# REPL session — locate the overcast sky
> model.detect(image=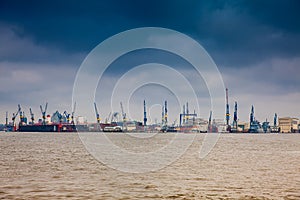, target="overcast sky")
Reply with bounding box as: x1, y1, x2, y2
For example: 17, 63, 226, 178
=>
1, 0, 300, 124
